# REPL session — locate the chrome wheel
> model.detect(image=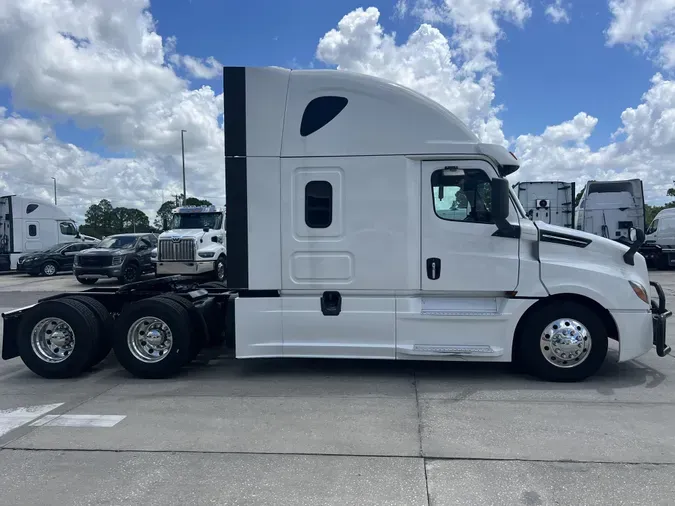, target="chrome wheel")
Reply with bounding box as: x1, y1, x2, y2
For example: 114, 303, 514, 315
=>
31, 318, 75, 363
42, 263, 57, 276
127, 317, 173, 363
540, 318, 591, 368
216, 259, 225, 281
